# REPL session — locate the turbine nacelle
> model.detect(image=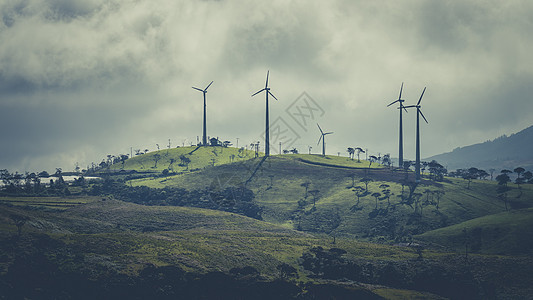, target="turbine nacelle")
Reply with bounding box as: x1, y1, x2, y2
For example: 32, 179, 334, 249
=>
192, 81, 214, 94
251, 71, 278, 100
404, 87, 428, 124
